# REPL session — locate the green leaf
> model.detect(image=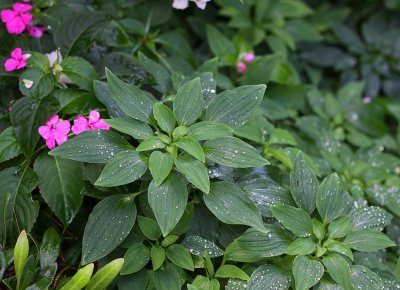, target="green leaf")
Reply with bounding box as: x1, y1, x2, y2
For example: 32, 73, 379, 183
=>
121, 243, 150, 275
148, 174, 188, 237
153, 102, 176, 133
290, 153, 319, 213
173, 77, 203, 126
324, 240, 353, 261
82, 195, 137, 264
151, 246, 165, 271
182, 235, 224, 258
54, 12, 105, 56
285, 237, 316, 256
11, 96, 58, 159
236, 225, 291, 258
175, 155, 210, 194
271, 205, 313, 237
27, 52, 50, 71
328, 216, 352, 239
95, 150, 148, 187
350, 206, 392, 231
49, 130, 133, 163
166, 244, 194, 271
206, 85, 266, 128
248, 264, 291, 290
271, 0, 313, 18
176, 136, 205, 162
188, 121, 233, 141
293, 255, 324, 290
323, 254, 351, 290
34, 153, 83, 226
190, 275, 220, 290
0, 127, 21, 163
215, 265, 249, 281
149, 151, 173, 186
204, 137, 268, 168
316, 173, 344, 223
39, 228, 60, 268
344, 229, 395, 252
204, 181, 266, 233
59, 263, 94, 290
19, 68, 55, 99
351, 265, 383, 289
206, 25, 235, 57
94, 80, 127, 118
97, 20, 132, 47
153, 265, 181, 290
312, 219, 325, 241
136, 136, 165, 151
14, 230, 29, 288
269, 128, 297, 146
137, 216, 162, 241
61, 57, 98, 92
86, 258, 124, 290
105, 68, 154, 123
19, 255, 35, 290
138, 52, 171, 94
118, 269, 149, 290
105, 118, 153, 140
